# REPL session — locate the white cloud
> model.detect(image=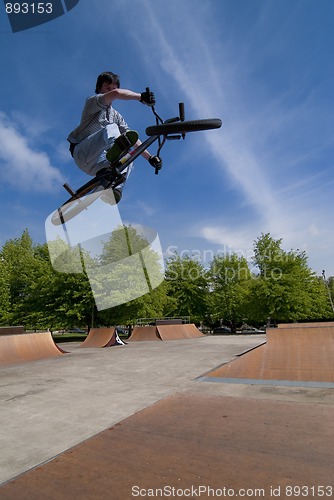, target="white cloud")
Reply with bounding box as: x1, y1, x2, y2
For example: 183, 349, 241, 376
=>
129, 4, 280, 213
199, 225, 256, 259
0, 112, 64, 192
10, 111, 51, 140
106, 1, 334, 275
